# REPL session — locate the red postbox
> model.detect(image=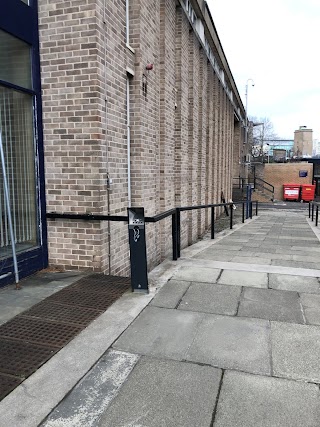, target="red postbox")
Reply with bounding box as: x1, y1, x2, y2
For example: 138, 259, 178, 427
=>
300, 184, 315, 202
283, 184, 300, 201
